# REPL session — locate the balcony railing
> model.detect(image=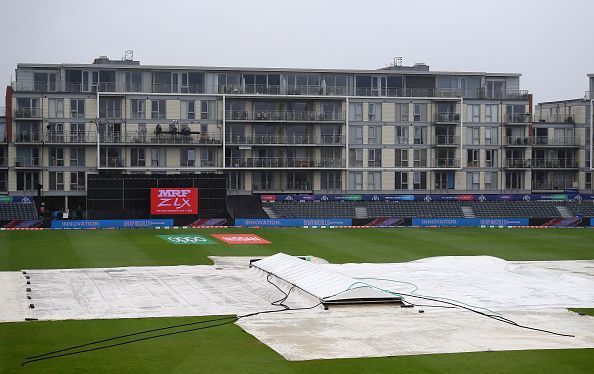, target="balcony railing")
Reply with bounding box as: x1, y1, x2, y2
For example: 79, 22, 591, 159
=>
14, 157, 41, 167
15, 131, 42, 143
225, 157, 344, 168
533, 114, 577, 124
434, 159, 460, 168
531, 159, 578, 168
504, 113, 532, 124
14, 107, 42, 118
505, 136, 531, 146
532, 136, 578, 147
100, 157, 124, 167
225, 134, 344, 145
253, 181, 312, 192
99, 109, 122, 119
0, 156, 6, 167
434, 135, 459, 145
478, 89, 530, 100
11, 80, 532, 100
532, 180, 577, 191
505, 159, 531, 168
225, 110, 344, 122
434, 113, 461, 123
